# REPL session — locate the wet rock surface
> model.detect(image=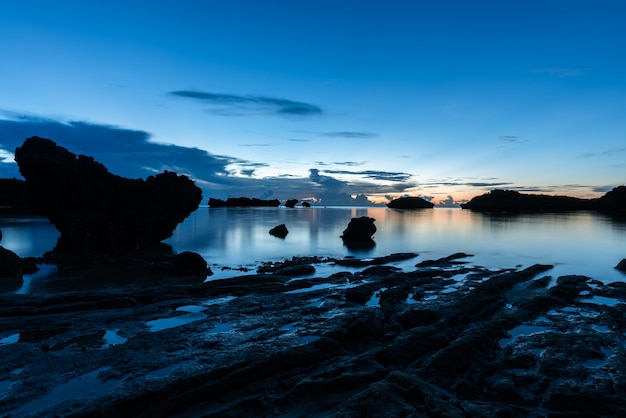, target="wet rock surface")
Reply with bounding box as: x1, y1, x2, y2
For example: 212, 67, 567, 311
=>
2, 255, 626, 417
